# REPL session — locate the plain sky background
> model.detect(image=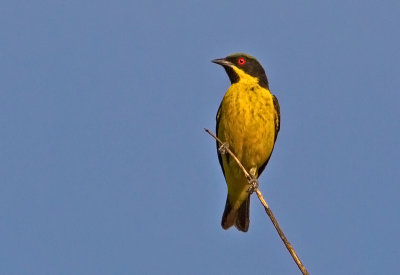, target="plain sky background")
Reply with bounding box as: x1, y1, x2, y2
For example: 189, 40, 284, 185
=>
1, 0, 399, 274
